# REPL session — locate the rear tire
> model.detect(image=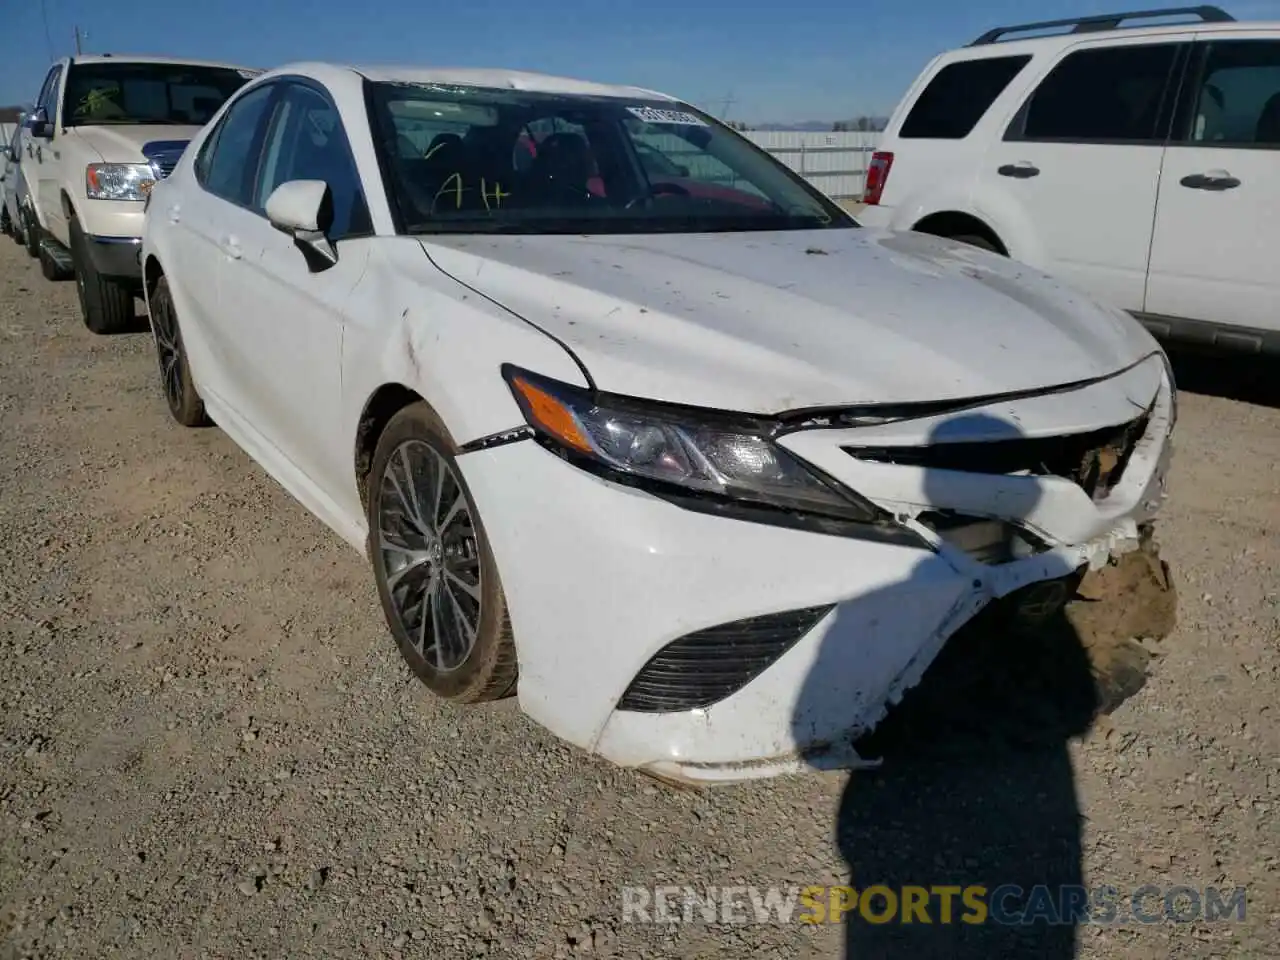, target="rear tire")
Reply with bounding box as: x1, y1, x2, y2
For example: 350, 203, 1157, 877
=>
367, 402, 518, 703
147, 276, 210, 427
70, 216, 135, 333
